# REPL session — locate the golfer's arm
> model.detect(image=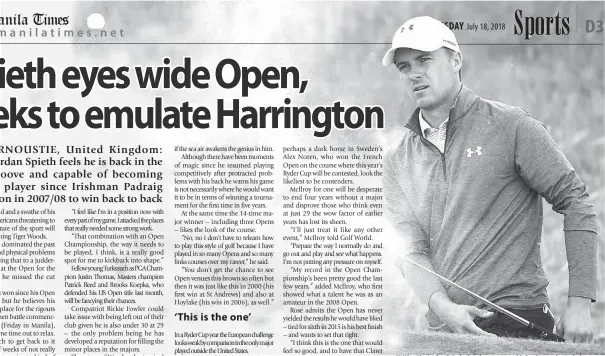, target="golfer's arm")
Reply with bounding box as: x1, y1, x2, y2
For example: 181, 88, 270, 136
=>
564, 232, 597, 302
382, 154, 453, 309
400, 252, 452, 309
513, 117, 597, 302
